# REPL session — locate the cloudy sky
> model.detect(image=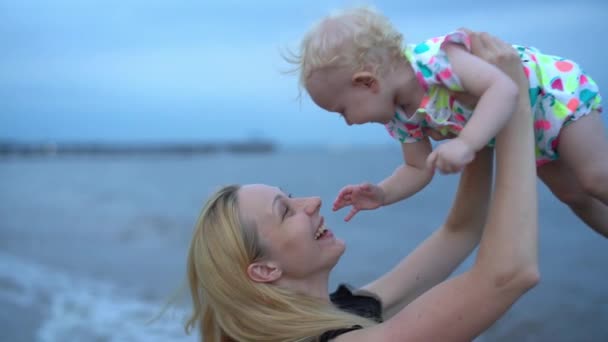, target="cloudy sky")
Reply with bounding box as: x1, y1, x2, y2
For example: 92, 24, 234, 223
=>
1, 0, 606, 145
